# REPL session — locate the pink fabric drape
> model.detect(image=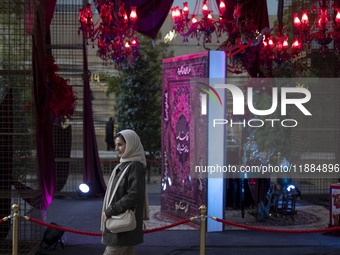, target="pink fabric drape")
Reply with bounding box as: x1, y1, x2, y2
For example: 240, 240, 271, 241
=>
32, 15, 55, 210
216, 0, 269, 77
29, 0, 57, 210
96, 0, 174, 39
128, 0, 175, 39
215, 0, 269, 32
